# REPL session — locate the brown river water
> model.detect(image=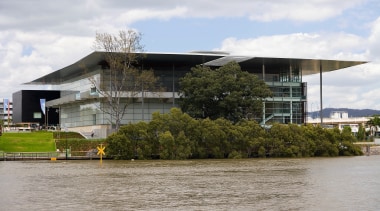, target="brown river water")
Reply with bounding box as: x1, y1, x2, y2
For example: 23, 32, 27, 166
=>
0, 156, 380, 211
